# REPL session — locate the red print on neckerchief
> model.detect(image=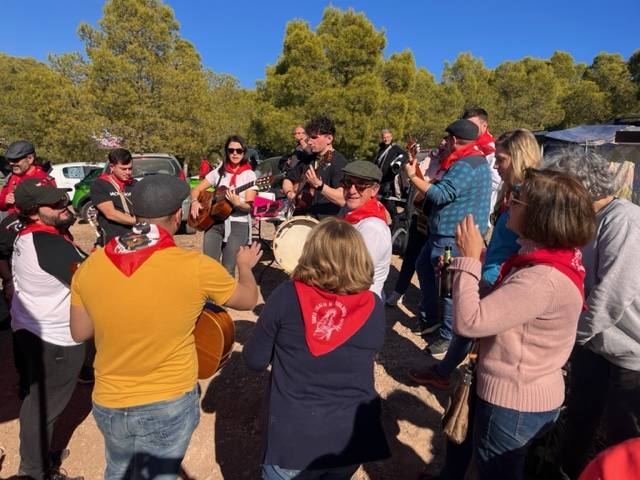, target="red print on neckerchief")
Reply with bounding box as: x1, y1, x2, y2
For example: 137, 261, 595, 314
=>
294, 281, 375, 357
223, 163, 252, 187
104, 223, 176, 277
343, 198, 388, 225
494, 247, 587, 310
